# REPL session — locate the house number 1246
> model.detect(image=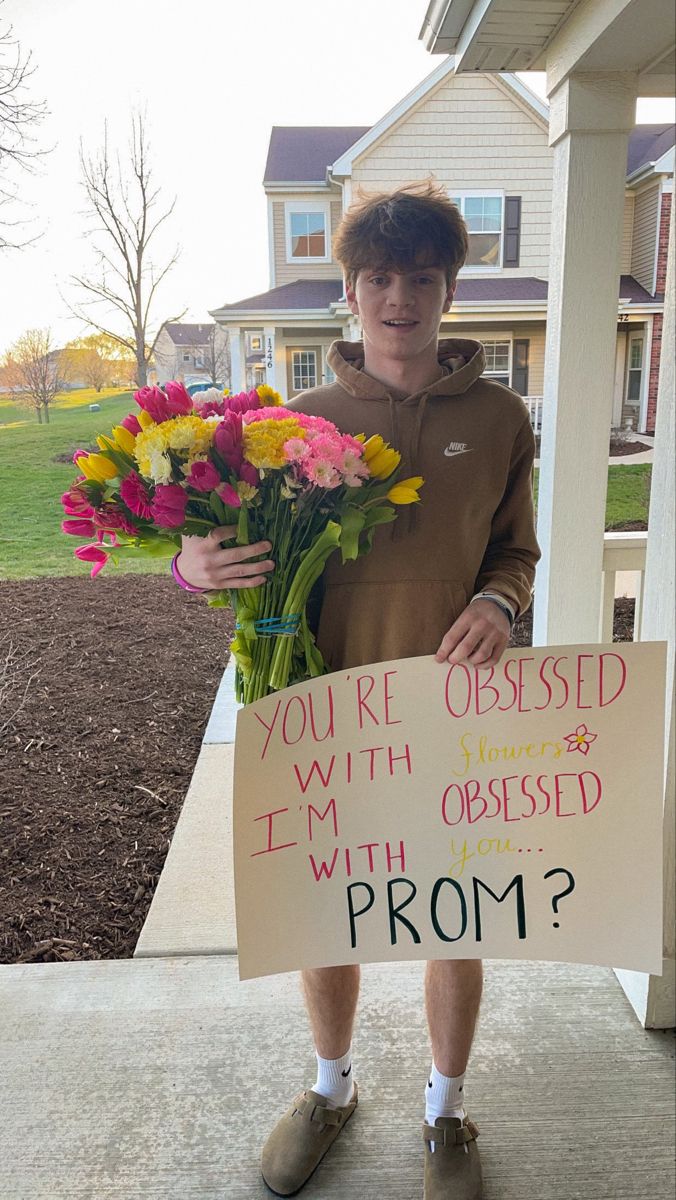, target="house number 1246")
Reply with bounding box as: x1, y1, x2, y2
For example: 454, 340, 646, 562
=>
266, 338, 274, 368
